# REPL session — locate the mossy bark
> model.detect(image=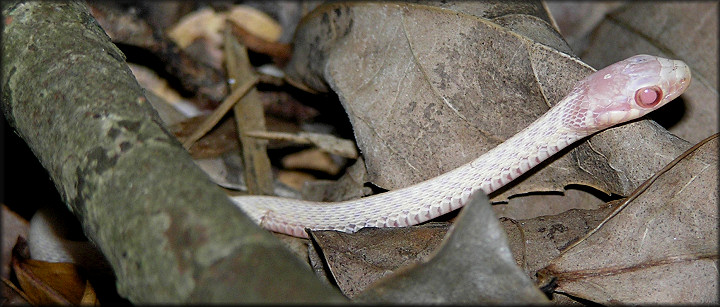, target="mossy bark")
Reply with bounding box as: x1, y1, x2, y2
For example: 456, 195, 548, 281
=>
1, 1, 345, 303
